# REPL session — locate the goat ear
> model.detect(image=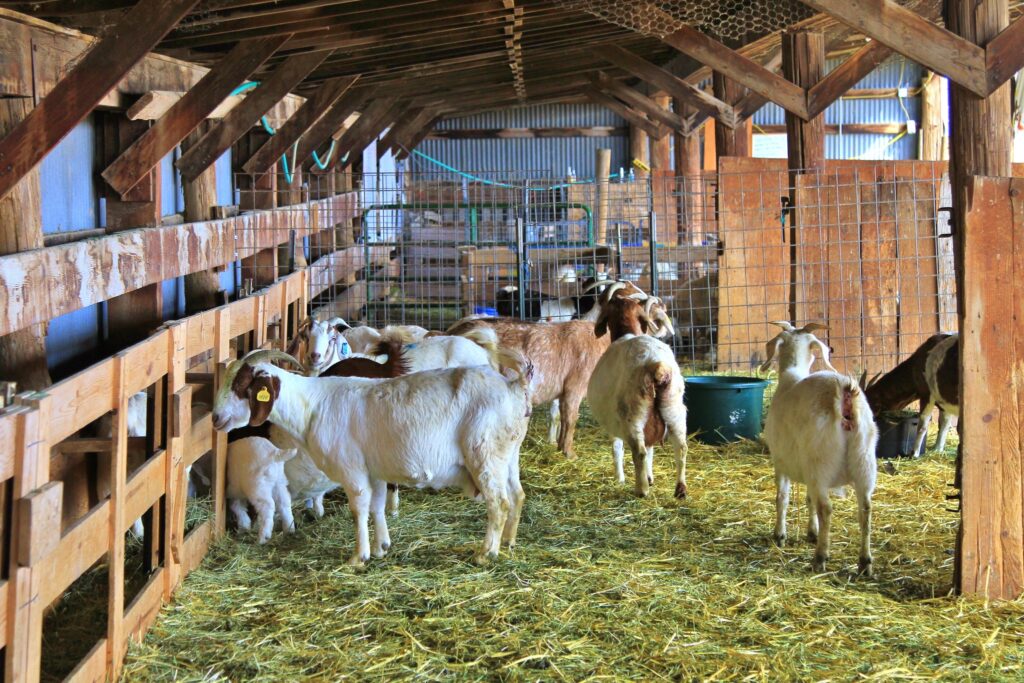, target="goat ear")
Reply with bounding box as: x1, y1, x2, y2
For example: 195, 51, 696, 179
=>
769, 321, 795, 332
334, 321, 351, 333
801, 322, 829, 333
759, 335, 782, 373
594, 310, 609, 338
247, 373, 280, 427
